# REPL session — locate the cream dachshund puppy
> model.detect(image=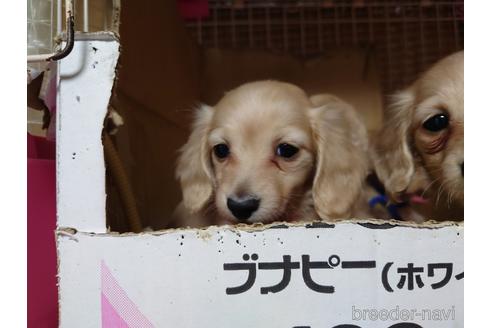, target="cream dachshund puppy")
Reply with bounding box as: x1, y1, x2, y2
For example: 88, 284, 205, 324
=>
371, 51, 464, 221
174, 81, 372, 227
